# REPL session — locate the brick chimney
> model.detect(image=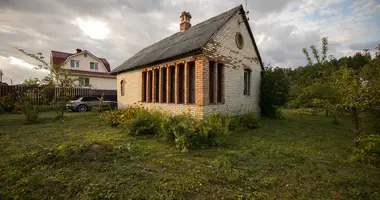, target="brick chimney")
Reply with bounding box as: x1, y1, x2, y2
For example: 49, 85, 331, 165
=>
76, 48, 82, 53
180, 11, 192, 32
